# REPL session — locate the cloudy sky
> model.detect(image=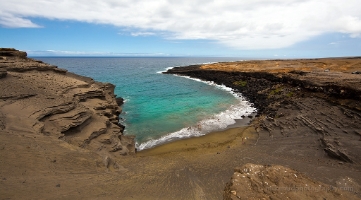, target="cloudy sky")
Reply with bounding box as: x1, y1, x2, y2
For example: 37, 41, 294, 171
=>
1, 0, 360, 57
